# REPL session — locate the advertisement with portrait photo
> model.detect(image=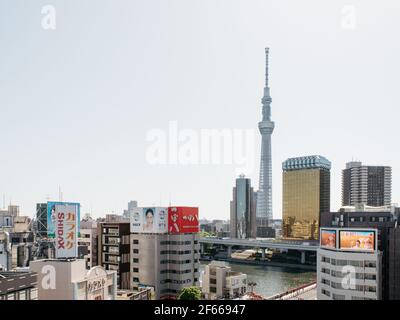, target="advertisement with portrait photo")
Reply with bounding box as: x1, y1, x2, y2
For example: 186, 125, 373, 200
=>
339, 230, 376, 252
320, 229, 337, 249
